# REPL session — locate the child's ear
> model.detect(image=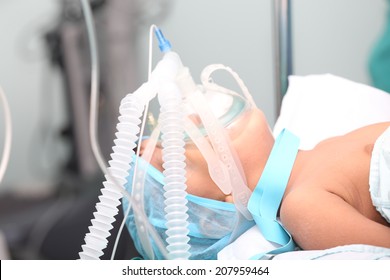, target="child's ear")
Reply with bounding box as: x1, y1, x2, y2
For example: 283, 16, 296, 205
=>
224, 194, 234, 203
